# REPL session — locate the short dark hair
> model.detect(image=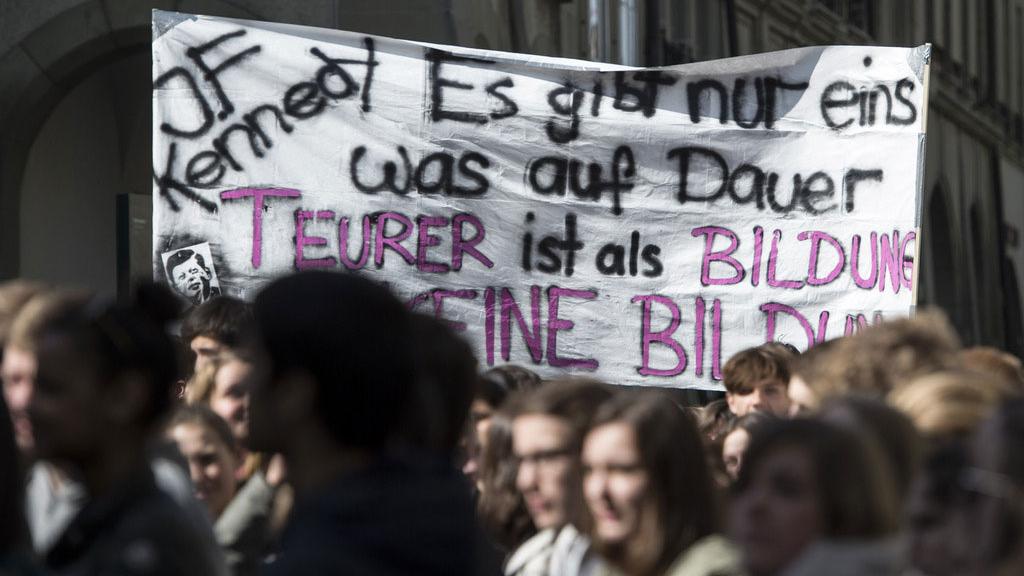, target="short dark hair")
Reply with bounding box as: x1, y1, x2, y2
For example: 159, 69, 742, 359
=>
253, 271, 414, 450
180, 296, 252, 348
165, 249, 208, 280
